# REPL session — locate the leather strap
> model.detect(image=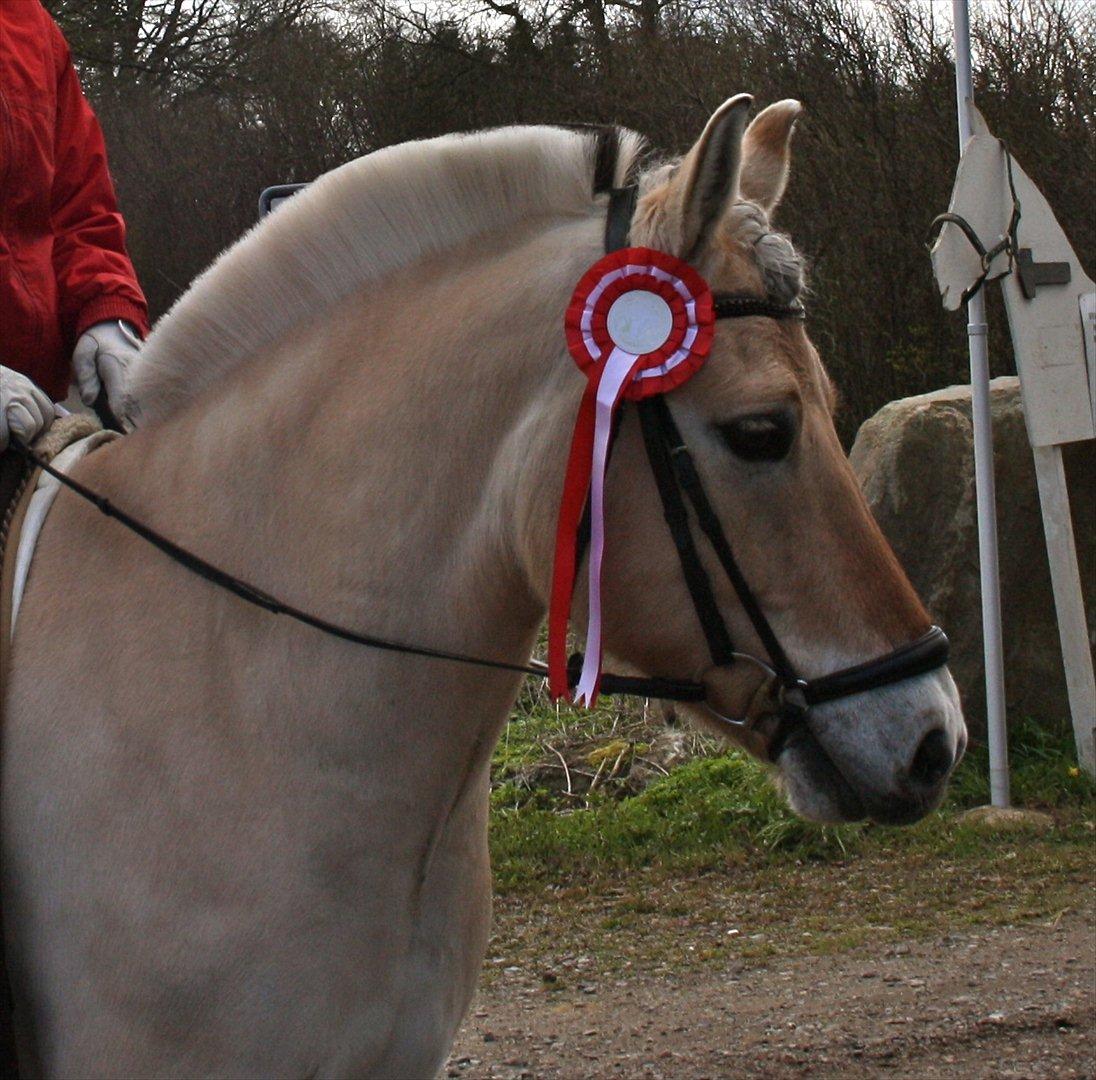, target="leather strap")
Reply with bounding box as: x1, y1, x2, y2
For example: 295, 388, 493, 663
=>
804, 625, 949, 706
637, 399, 736, 668
713, 295, 805, 321
569, 656, 706, 702
642, 395, 801, 687
604, 185, 638, 255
